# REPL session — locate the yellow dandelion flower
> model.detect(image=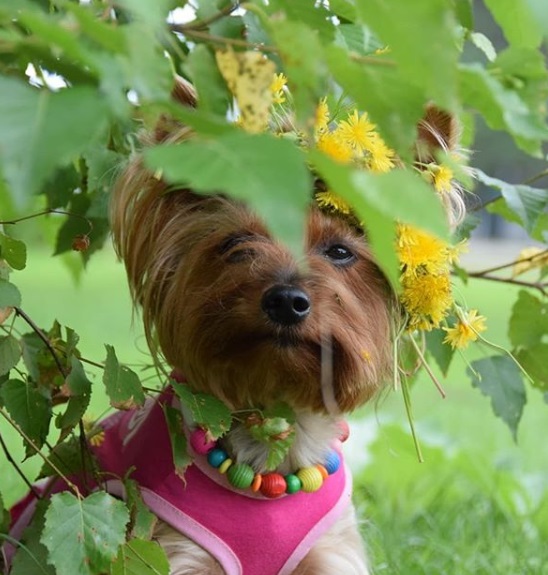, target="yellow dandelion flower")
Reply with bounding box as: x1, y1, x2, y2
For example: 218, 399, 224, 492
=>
443, 309, 487, 349
315, 98, 330, 135
270, 73, 287, 105
432, 164, 454, 194
89, 429, 106, 447
317, 131, 354, 164
315, 190, 352, 215
336, 110, 376, 151
367, 136, 396, 173
397, 224, 452, 276
361, 350, 372, 363
401, 273, 453, 330
375, 46, 391, 55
